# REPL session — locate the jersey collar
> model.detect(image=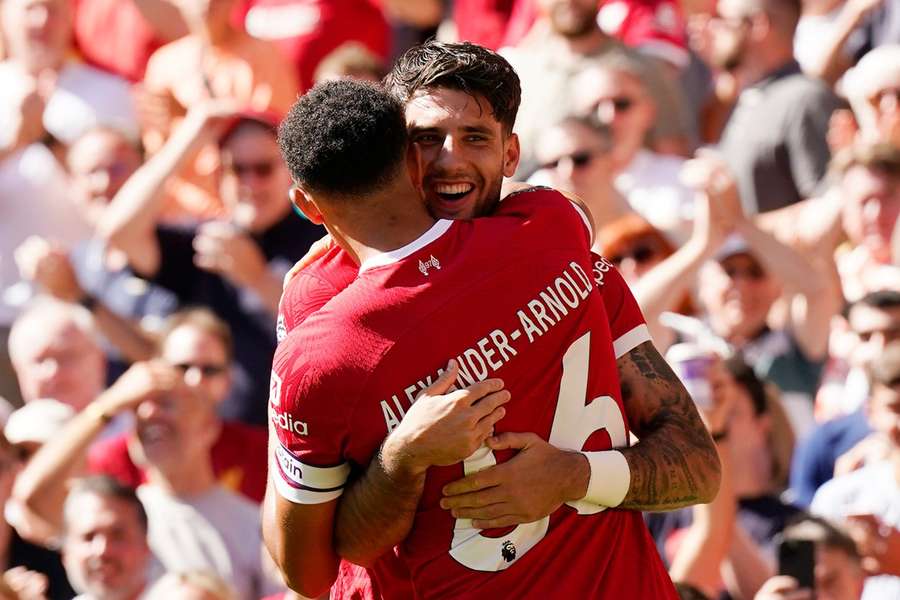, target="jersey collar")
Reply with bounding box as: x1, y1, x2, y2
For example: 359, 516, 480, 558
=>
358, 219, 453, 273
